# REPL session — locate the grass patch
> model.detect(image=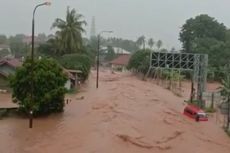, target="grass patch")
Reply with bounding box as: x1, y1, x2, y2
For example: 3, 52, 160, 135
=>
67, 88, 79, 94
184, 99, 200, 106
205, 107, 216, 113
